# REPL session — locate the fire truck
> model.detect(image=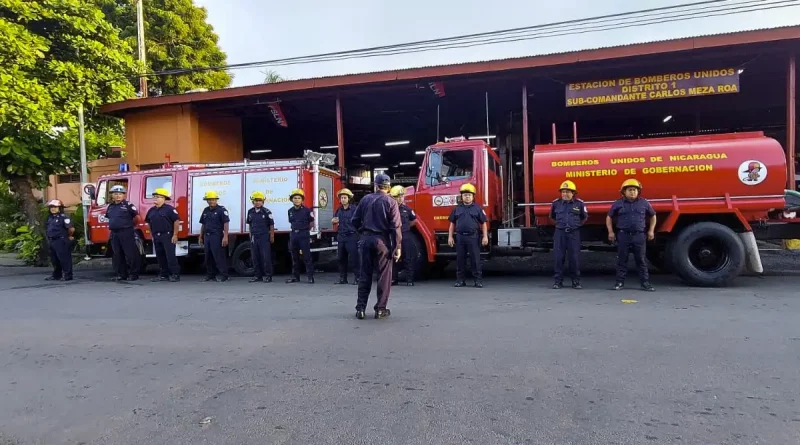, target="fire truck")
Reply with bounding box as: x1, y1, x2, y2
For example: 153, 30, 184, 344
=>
401, 132, 800, 287
85, 151, 341, 275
